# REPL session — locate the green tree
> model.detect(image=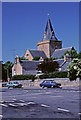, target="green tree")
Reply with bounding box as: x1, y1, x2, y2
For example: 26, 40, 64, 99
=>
37, 60, 59, 73
78, 52, 81, 59
33, 57, 40, 61
3, 61, 13, 79
64, 49, 78, 59
67, 58, 81, 80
